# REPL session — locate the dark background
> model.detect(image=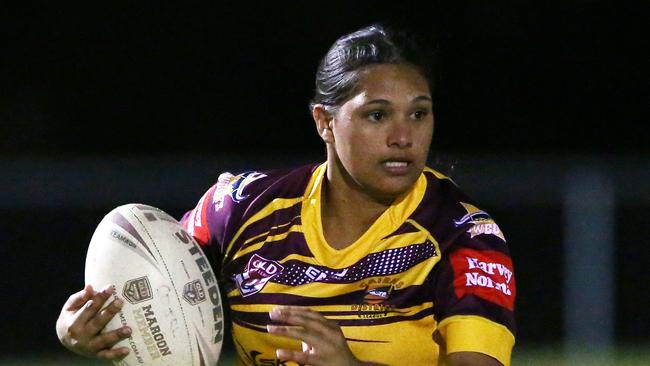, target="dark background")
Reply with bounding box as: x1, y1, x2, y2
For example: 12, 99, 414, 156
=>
1, 1, 647, 360
1, 2, 646, 157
